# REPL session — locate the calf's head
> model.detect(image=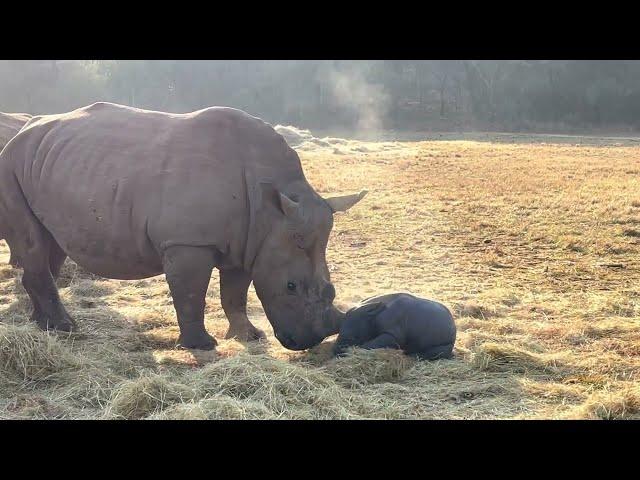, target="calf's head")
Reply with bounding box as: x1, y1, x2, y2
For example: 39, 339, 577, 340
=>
248, 181, 366, 350
334, 302, 387, 356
